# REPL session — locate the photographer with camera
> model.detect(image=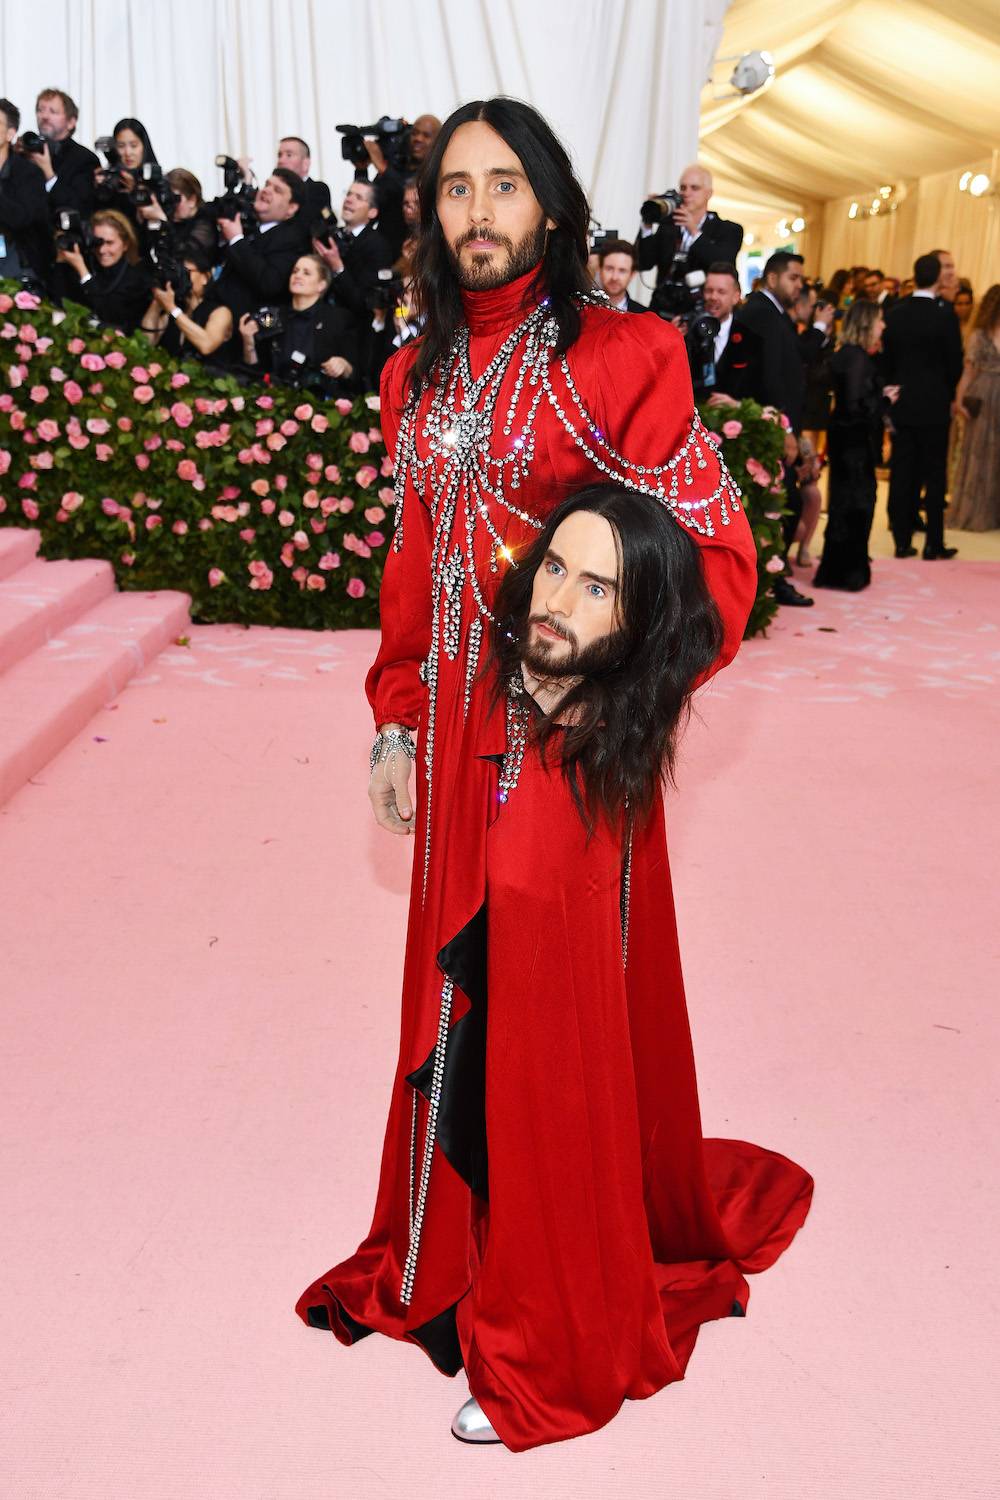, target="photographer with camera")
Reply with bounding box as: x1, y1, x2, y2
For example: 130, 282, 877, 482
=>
140, 245, 233, 364
0, 98, 51, 288
93, 118, 164, 228
23, 89, 99, 223
637, 164, 743, 315
53, 207, 153, 333
595, 239, 647, 312
136, 168, 217, 261
344, 113, 440, 259
690, 262, 764, 405
311, 179, 392, 321
238, 253, 357, 396
213, 168, 309, 338
274, 136, 331, 224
